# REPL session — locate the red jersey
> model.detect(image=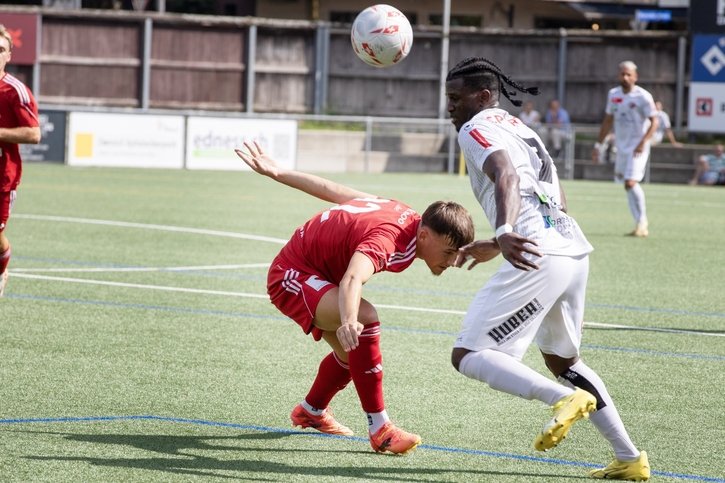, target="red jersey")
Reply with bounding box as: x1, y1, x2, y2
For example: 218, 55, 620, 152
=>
278, 197, 420, 284
0, 73, 39, 191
